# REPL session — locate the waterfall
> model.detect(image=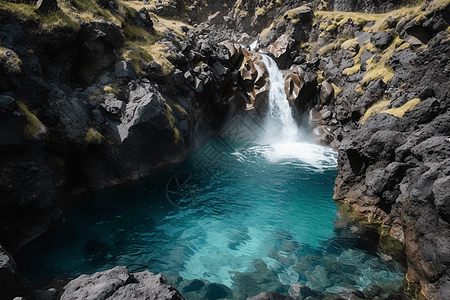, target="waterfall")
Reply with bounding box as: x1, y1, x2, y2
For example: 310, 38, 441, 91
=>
255, 55, 337, 168
260, 55, 299, 143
